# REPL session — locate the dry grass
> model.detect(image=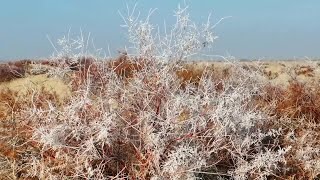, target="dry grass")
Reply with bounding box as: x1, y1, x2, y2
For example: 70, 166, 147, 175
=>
0, 74, 71, 104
